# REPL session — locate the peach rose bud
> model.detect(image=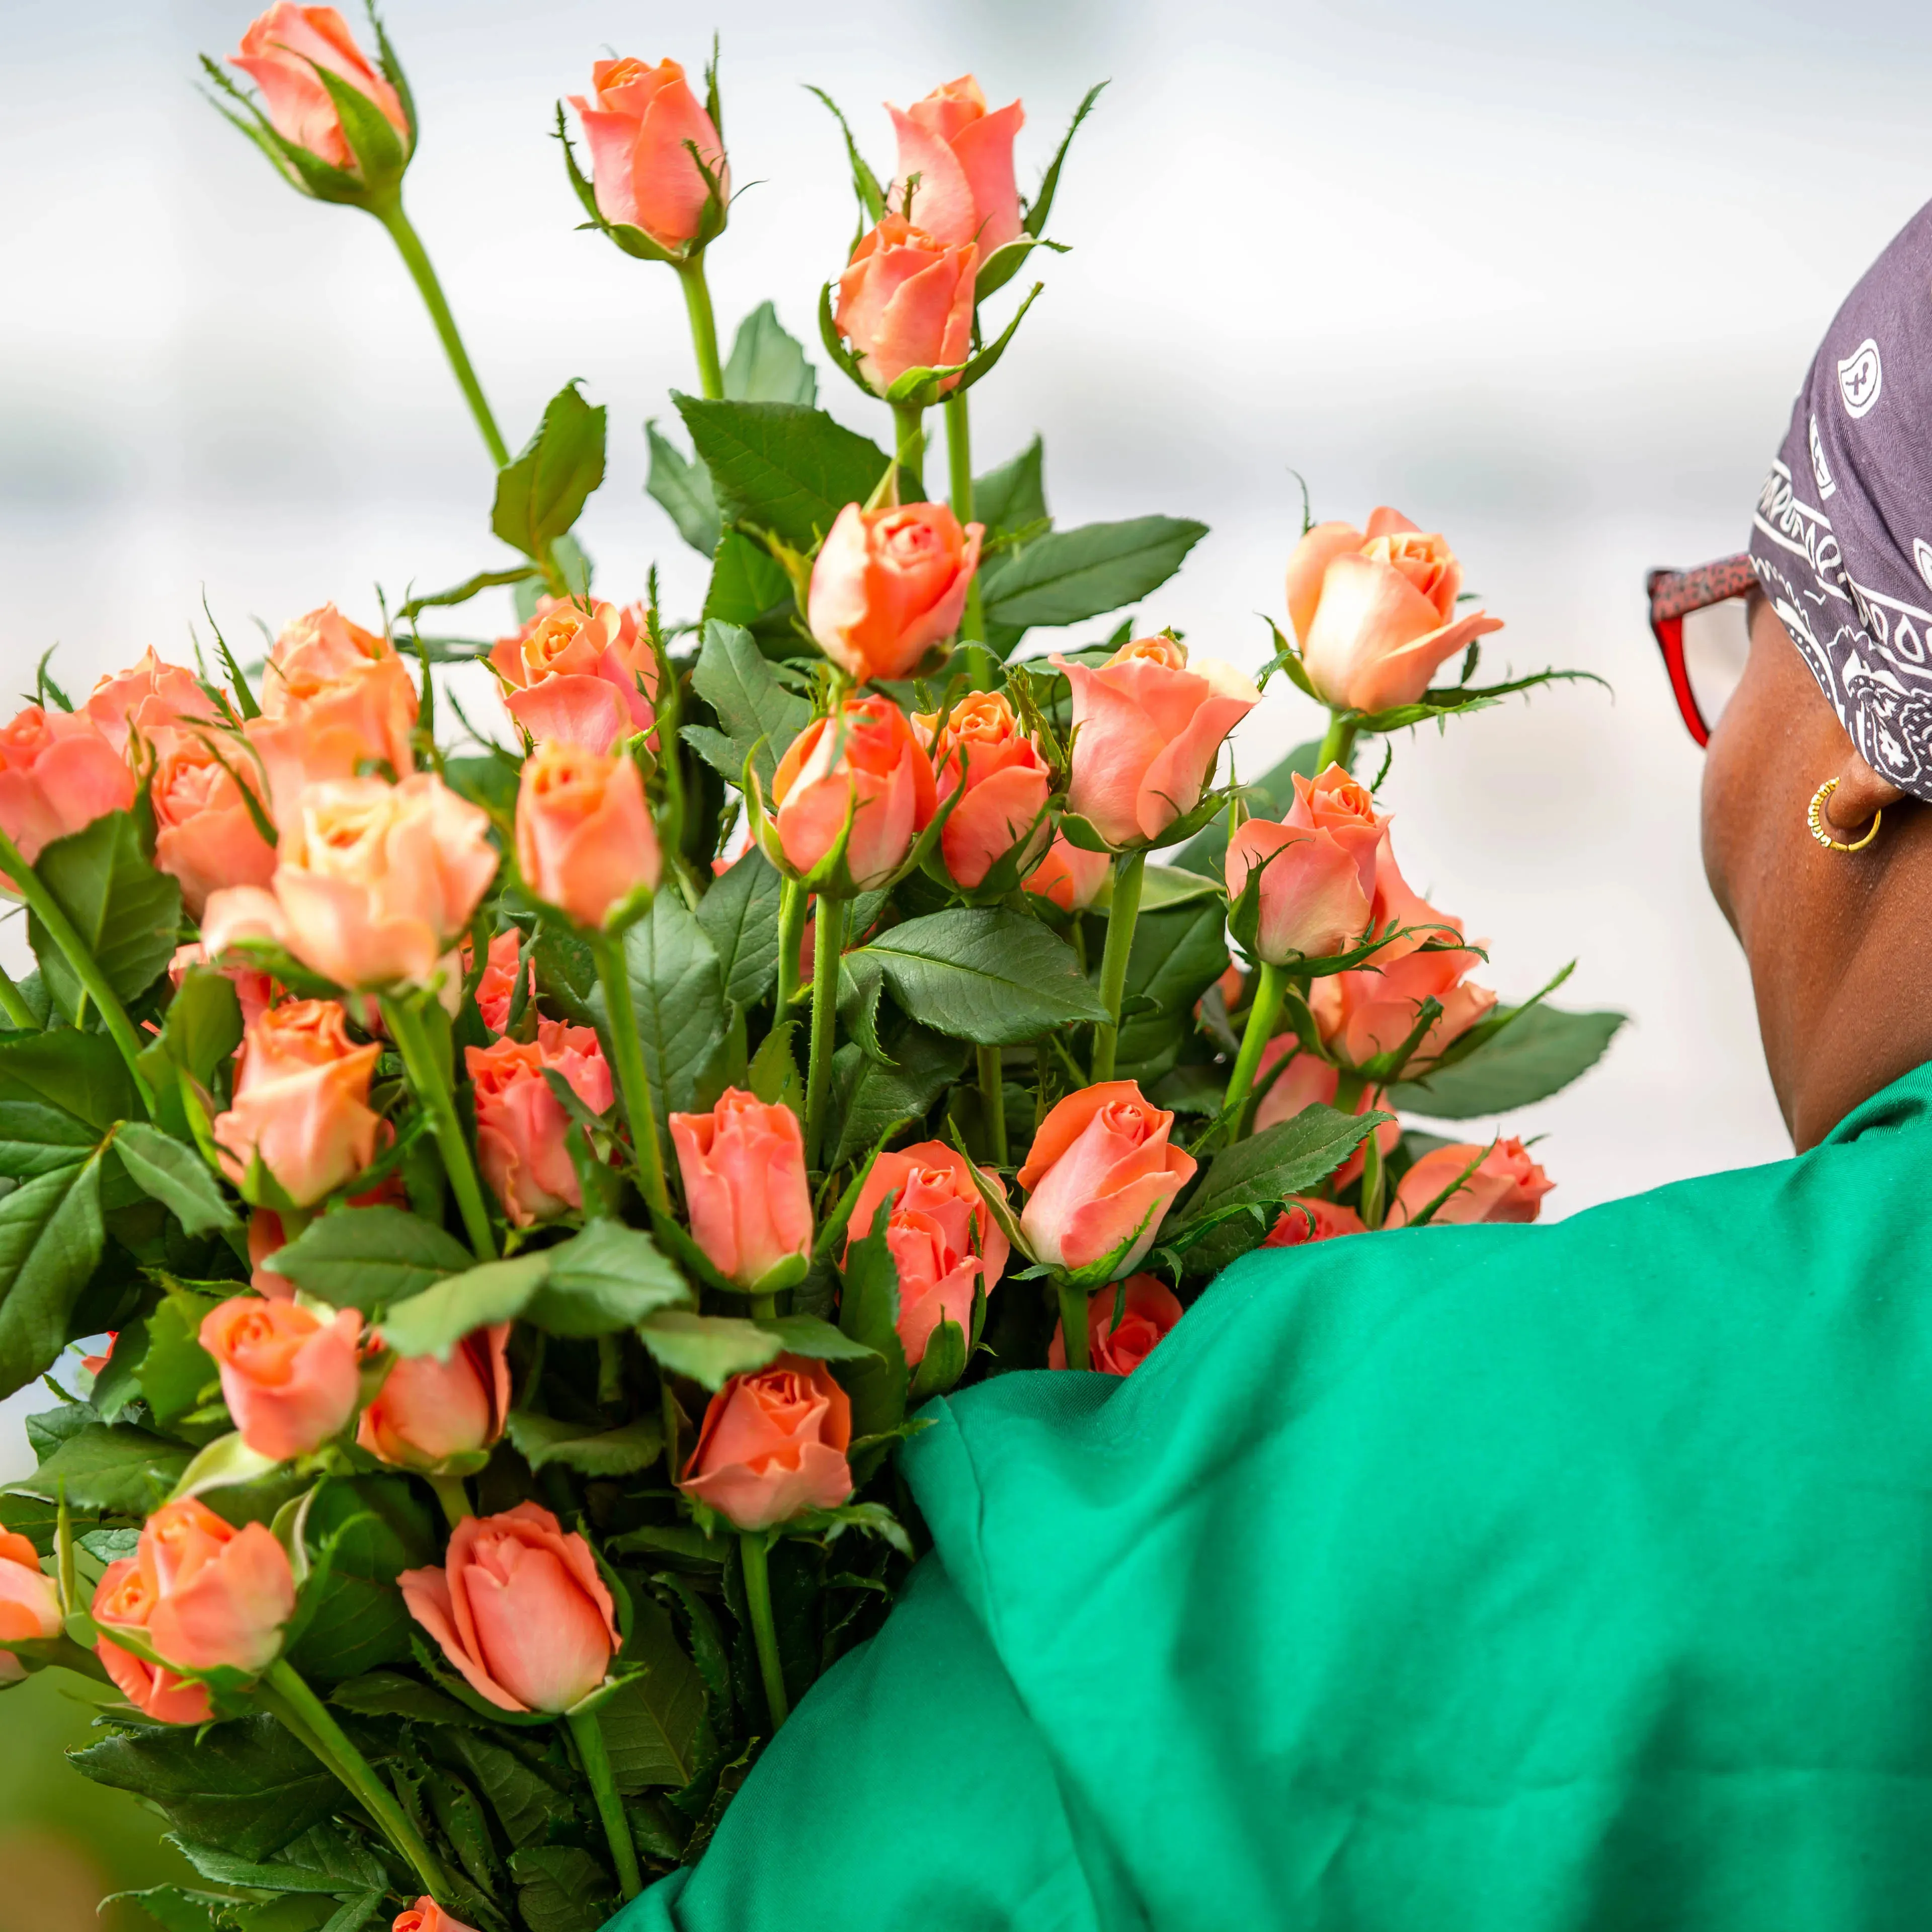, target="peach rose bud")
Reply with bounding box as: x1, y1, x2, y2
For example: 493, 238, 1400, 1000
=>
1022, 830, 1111, 914
91, 1557, 214, 1724
0, 1526, 62, 1680
1053, 637, 1258, 848
808, 503, 984, 684
400, 1502, 619, 1713
771, 697, 937, 890
1049, 1272, 1183, 1376
916, 692, 1052, 891
680, 1355, 854, 1532
1286, 507, 1505, 714
394, 1901, 478, 1932
1017, 1081, 1198, 1278
360, 1325, 511, 1473
230, 5, 411, 172
835, 215, 978, 396
669, 1088, 813, 1291
1389, 1138, 1554, 1228
467, 1019, 614, 1226
490, 598, 659, 757
199, 1295, 363, 1461
85, 648, 217, 755
152, 733, 278, 920
514, 741, 661, 930
0, 704, 137, 879
469, 929, 531, 1034
888, 76, 1024, 253
1264, 1196, 1367, 1246
212, 998, 380, 1206
570, 58, 729, 252
1225, 818, 1374, 965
